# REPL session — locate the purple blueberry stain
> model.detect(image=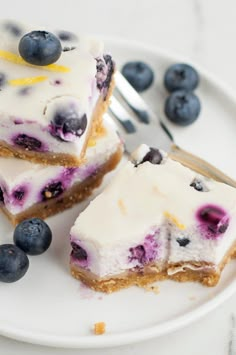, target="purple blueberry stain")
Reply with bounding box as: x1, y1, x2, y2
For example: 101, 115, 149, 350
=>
129, 234, 159, 265
70, 240, 89, 268
95, 55, 114, 97
11, 184, 28, 206
76, 164, 99, 181
196, 204, 230, 239
50, 79, 62, 86
0, 187, 4, 203
41, 181, 64, 201
13, 190, 24, 201
61, 167, 78, 186
13, 119, 23, 125
13, 134, 48, 152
